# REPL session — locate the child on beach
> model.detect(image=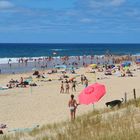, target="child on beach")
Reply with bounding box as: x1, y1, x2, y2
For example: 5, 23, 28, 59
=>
60, 81, 64, 93
68, 94, 78, 121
